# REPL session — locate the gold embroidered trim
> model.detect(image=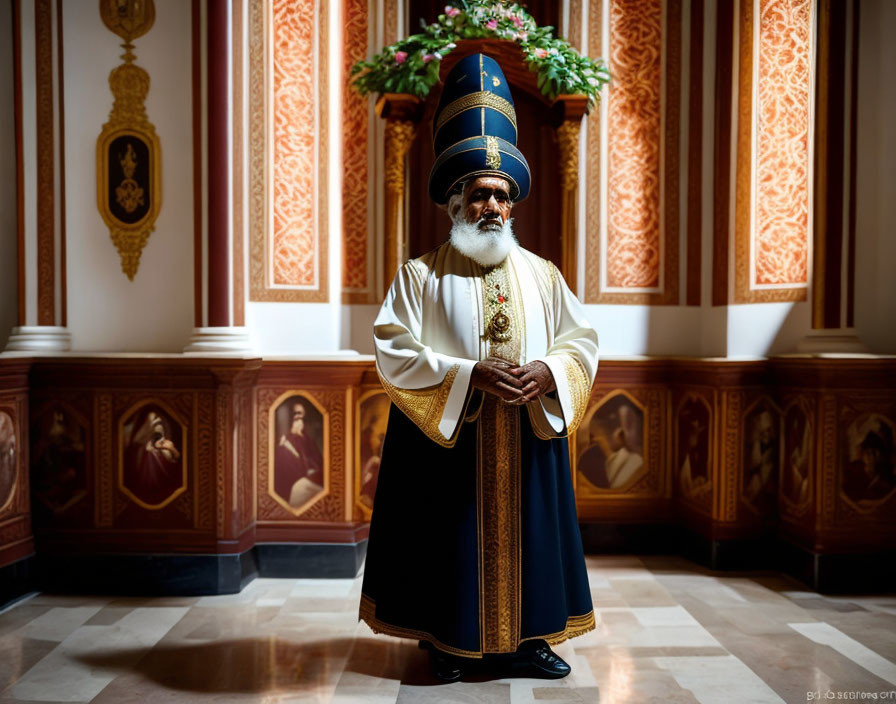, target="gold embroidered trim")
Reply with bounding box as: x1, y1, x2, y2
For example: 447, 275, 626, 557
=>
478, 396, 522, 653
480, 259, 522, 364
360, 594, 595, 657
434, 90, 518, 136
518, 610, 597, 647
547, 259, 559, 288
562, 356, 591, 435
377, 364, 460, 448
359, 594, 485, 658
